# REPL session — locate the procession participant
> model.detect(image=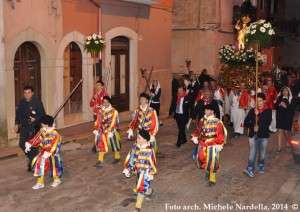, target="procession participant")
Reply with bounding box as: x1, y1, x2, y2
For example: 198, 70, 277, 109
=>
267, 79, 278, 132
275, 86, 297, 153
211, 79, 225, 121
238, 82, 249, 110
224, 87, 233, 121
127, 93, 159, 152
187, 73, 200, 120
261, 85, 272, 109
235, 82, 248, 137
25, 115, 63, 189
93, 96, 121, 167
191, 103, 227, 187
173, 86, 190, 147
123, 130, 157, 212
230, 86, 244, 139
192, 89, 220, 122
243, 93, 272, 178
168, 74, 180, 117
194, 80, 211, 102
15, 85, 46, 172
149, 79, 163, 126
198, 69, 213, 88
90, 80, 109, 153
